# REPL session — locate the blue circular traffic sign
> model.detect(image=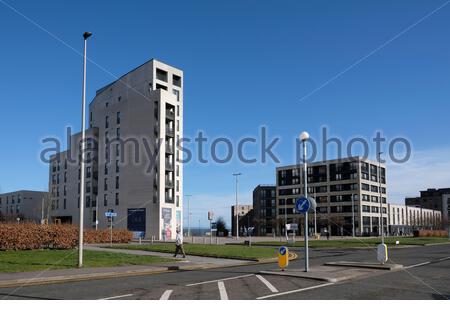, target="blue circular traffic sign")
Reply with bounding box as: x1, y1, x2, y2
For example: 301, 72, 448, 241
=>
279, 246, 287, 255
295, 196, 310, 214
